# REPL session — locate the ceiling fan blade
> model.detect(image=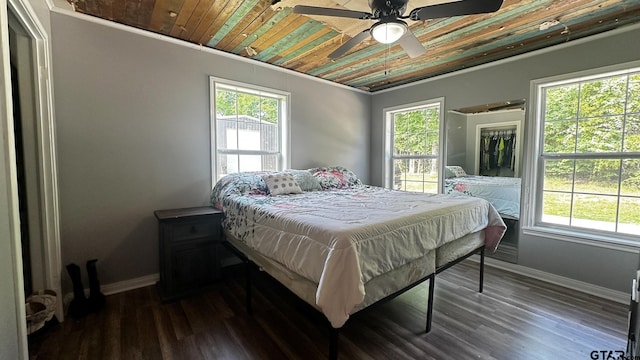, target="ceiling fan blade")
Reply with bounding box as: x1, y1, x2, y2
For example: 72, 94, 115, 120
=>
294, 5, 373, 20
409, 0, 504, 21
328, 30, 371, 59
397, 31, 426, 58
